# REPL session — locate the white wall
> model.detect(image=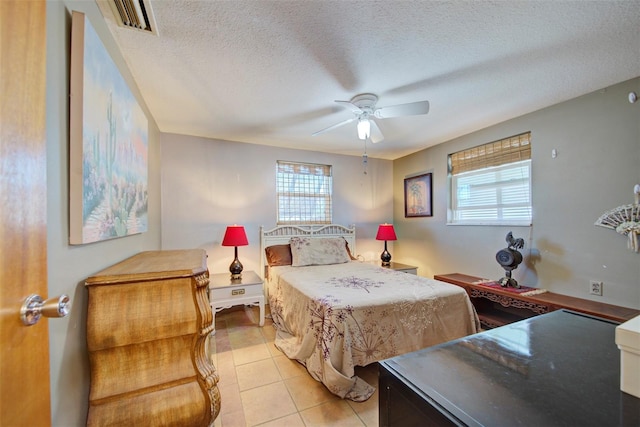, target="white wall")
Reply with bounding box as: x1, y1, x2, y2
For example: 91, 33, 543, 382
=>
393, 77, 640, 308
46, 2, 162, 425
160, 134, 394, 273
